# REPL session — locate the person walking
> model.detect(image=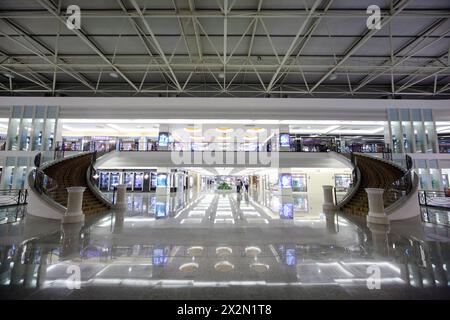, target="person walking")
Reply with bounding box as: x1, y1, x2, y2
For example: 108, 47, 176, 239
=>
236, 179, 241, 193
244, 180, 249, 193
